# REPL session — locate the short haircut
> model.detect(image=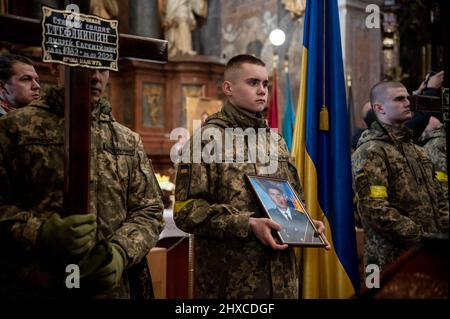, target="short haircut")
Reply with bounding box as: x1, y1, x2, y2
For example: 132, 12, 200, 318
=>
224, 54, 265, 81
267, 184, 283, 195
369, 81, 405, 106
0, 54, 33, 82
